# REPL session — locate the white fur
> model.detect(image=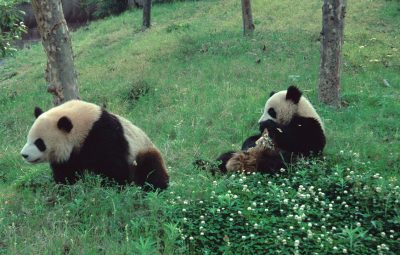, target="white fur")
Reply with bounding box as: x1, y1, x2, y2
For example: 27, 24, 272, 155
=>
21, 100, 160, 165
20, 142, 43, 163
115, 114, 156, 164
21, 100, 102, 163
259, 89, 324, 130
